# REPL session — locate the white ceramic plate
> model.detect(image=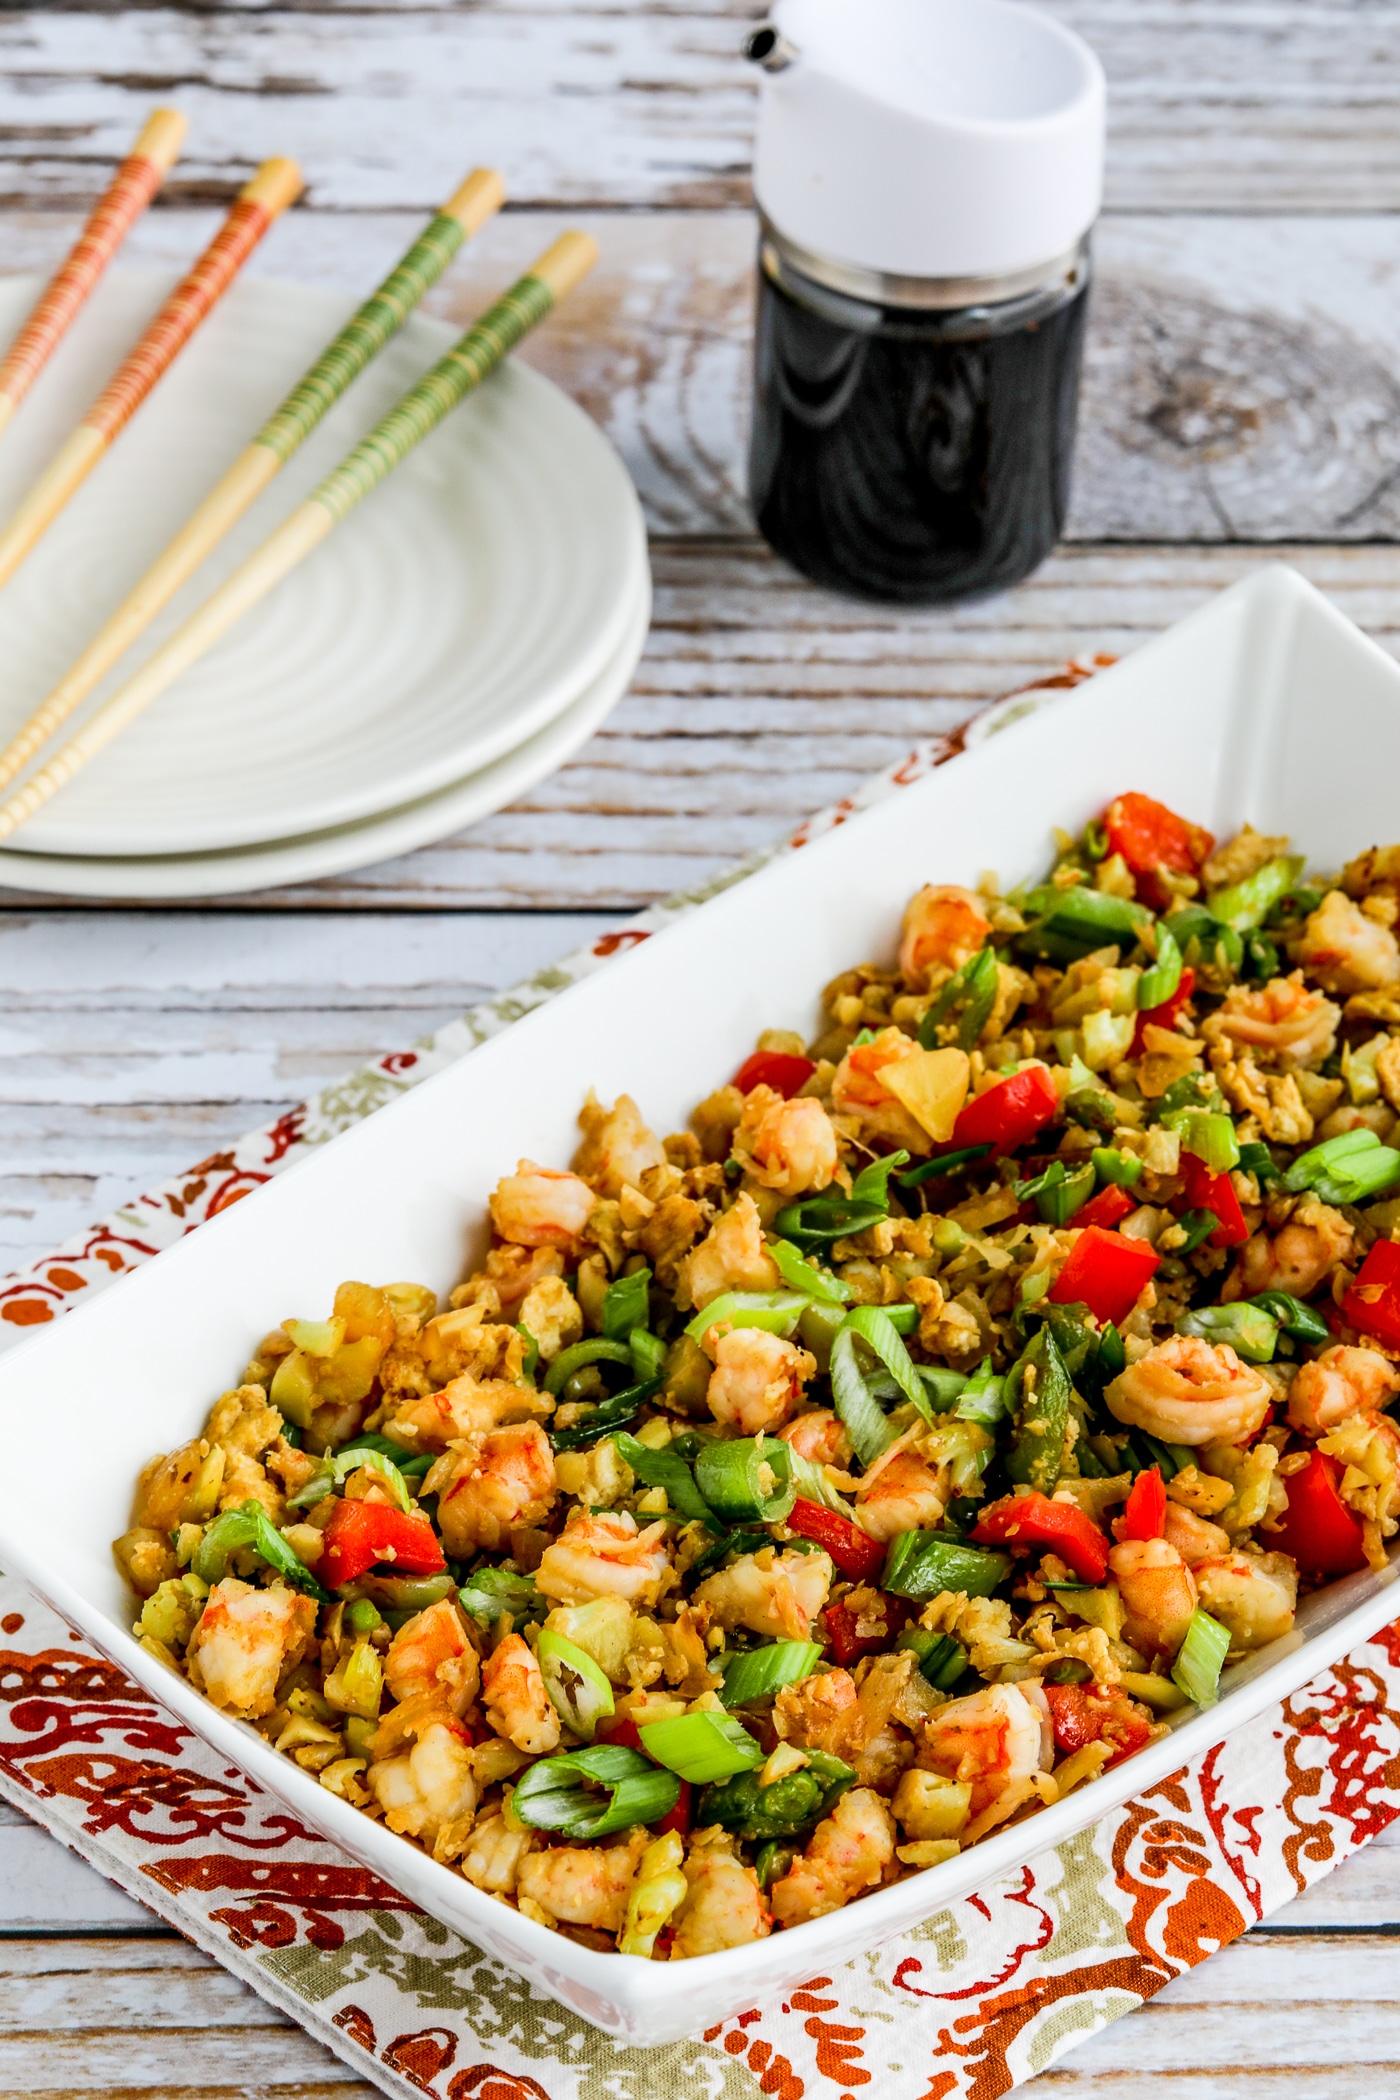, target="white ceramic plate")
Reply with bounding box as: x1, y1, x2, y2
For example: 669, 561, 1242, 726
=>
0, 565, 1396, 2045
0, 271, 647, 857
0, 565, 649, 899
